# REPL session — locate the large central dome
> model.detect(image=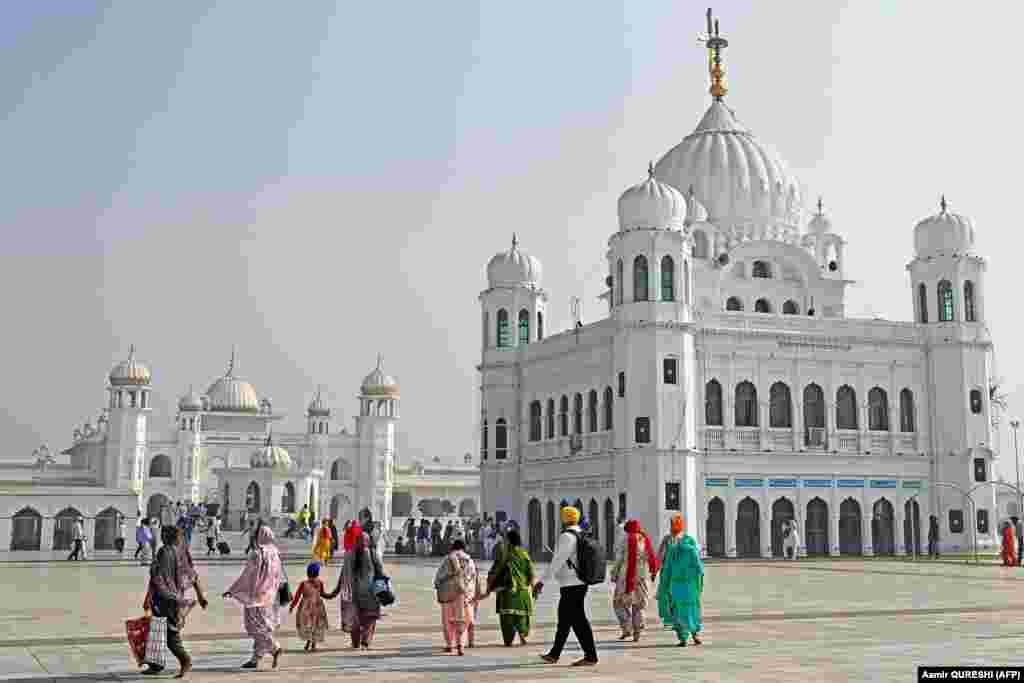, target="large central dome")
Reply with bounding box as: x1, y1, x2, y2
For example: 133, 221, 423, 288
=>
653, 100, 803, 238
